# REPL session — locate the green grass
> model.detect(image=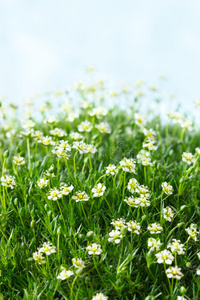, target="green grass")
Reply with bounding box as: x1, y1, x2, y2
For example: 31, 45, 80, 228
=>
0, 90, 199, 300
